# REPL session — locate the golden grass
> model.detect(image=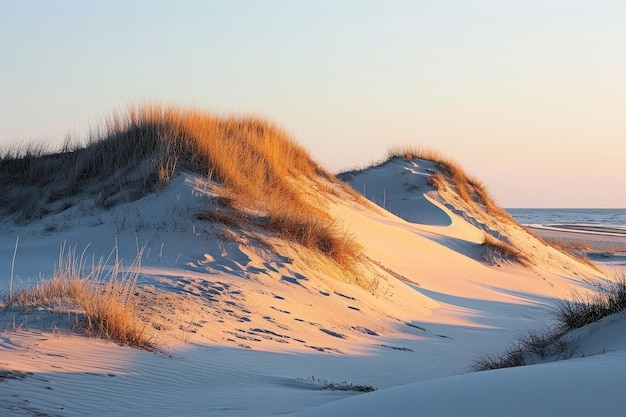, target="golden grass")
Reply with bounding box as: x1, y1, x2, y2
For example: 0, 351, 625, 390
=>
386, 145, 444, 163
265, 213, 362, 266
388, 145, 513, 221
473, 274, 626, 371
1, 104, 363, 274
388, 146, 472, 200
387, 146, 537, 267
148, 105, 363, 269
482, 233, 531, 265
9, 245, 151, 348
467, 177, 515, 221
